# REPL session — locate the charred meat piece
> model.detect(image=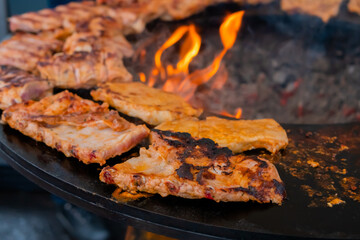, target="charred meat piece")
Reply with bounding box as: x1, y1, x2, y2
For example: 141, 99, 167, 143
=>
0, 33, 62, 71
2, 91, 150, 165
0, 66, 53, 109
156, 117, 288, 154
100, 130, 286, 204
91, 82, 202, 125
63, 32, 133, 57
37, 51, 132, 89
